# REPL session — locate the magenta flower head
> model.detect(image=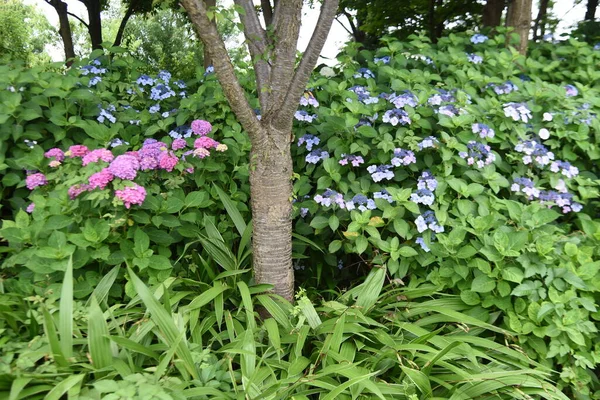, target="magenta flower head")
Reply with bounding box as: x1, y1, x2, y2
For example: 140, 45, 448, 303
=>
88, 168, 114, 189
44, 148, 65, 162
115, 184, 146, 208
108, 154, 140, 180
82, 149, 114, 166
191, 119, 212, 136
194, 136, 219, 149
26, 173, 47, 190
172, 138, 187, 150
68, 184, 90, 199
26, 203, 35, 213
68, 145, 89, 157
159, 152, 179, 172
